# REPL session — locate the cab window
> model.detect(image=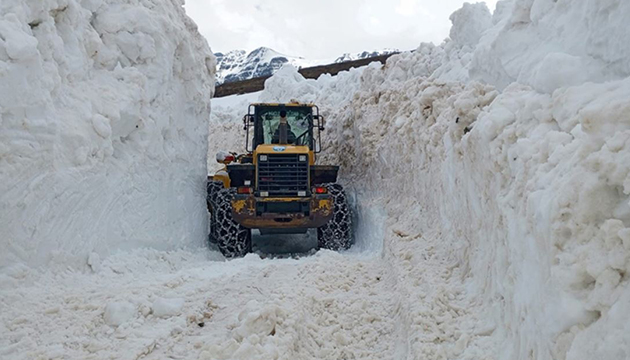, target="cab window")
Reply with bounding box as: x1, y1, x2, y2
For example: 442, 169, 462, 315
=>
257, 108, 312, 147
